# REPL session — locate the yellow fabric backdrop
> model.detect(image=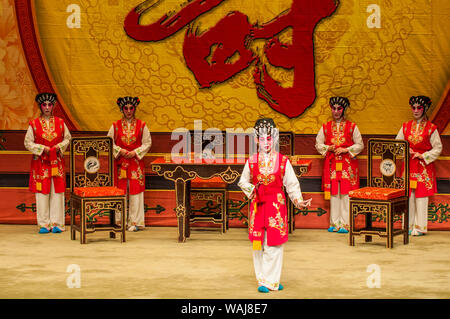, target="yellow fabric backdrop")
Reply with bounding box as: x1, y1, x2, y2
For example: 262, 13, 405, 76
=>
0, 0, 39, 129
1, 0, 449, 133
